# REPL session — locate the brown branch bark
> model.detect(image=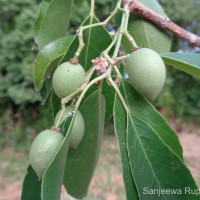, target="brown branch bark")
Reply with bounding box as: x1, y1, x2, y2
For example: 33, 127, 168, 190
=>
123, 0, 200, 47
